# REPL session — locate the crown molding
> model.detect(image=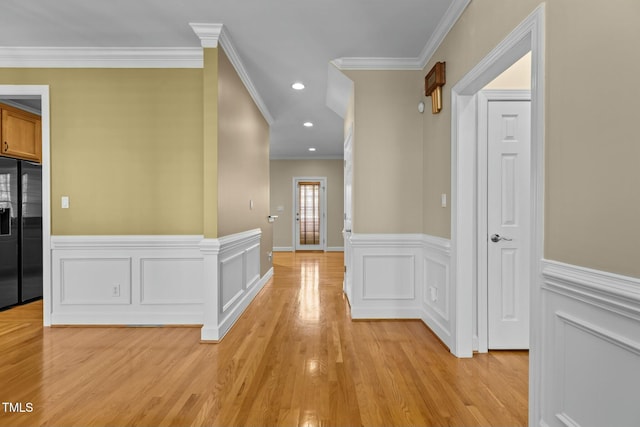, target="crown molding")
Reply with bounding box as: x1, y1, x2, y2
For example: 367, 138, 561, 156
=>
218, 28, 274, 125
417, 0, 471, 69
190, 22, 273, 125
332, 0, 470, 71
189, 23, 223, 48
331, 57, 423, 71
0, 47, 203, 68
